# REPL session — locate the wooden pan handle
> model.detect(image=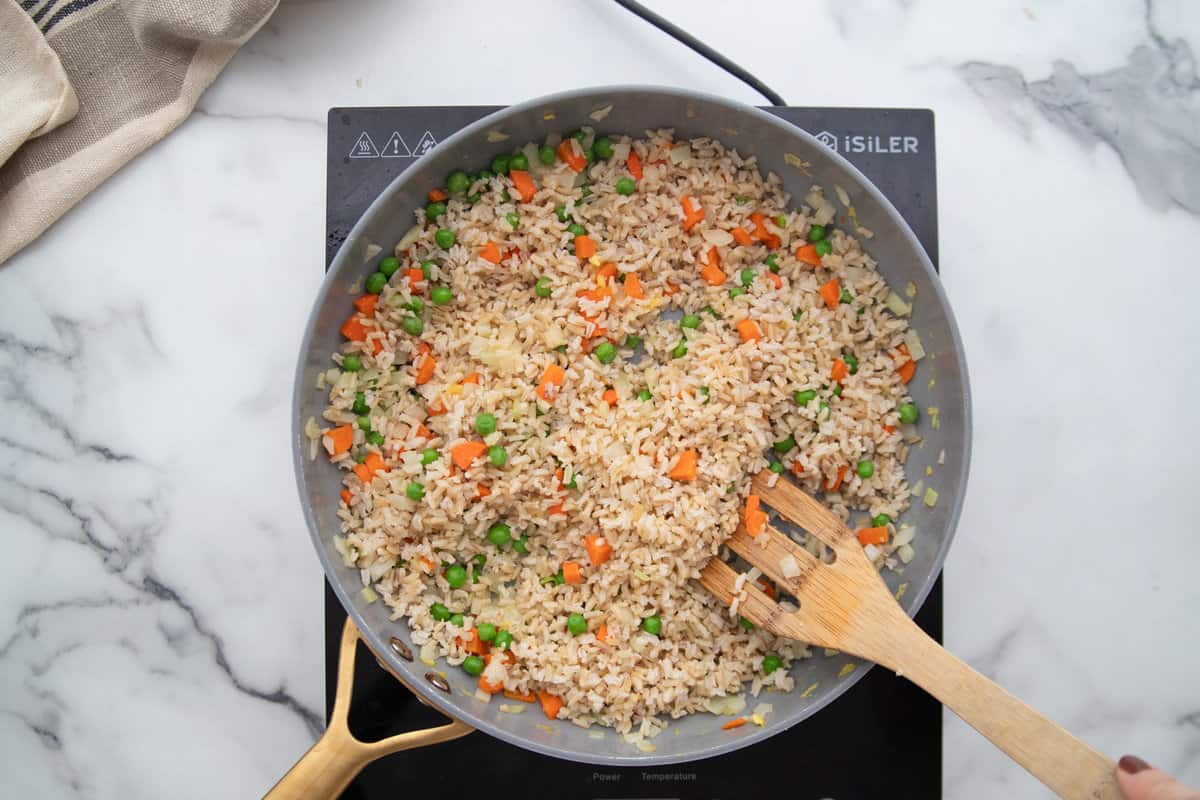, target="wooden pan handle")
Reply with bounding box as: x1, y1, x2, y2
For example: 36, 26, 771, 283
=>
264, 618, 472, 800
874, 614, 1120, 799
